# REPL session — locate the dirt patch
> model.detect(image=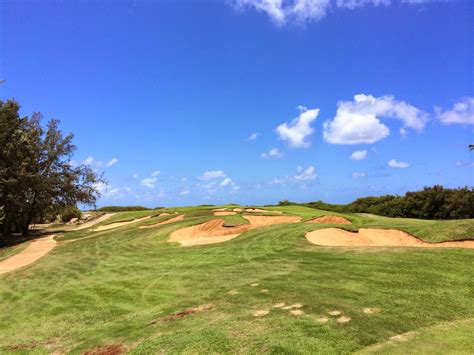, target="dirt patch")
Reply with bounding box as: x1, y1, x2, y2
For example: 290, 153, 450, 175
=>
227, 290, 240, 295
83, 344, 126, 355
250, 283, 259, 287
306, 215, 352, 225
305, 228, 474, 248
0, 235, 57, 274
169, 215, 301, 246
328, 310, 342, 316
261, 289, 269, 293
245, 208, 282, 214
139, 215, 184, 229
213, 211, 236, 216
273, 303, 285, 308
253, 310, 270, 317
337, 316, 351, 324
363, 307, 381, 314
290, 309, 305, 316
233, 208, 243, 212
317, 316, 329, 324
152, 304, 213, 323
93, 216, 152, 232
282, 303, 303, 310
